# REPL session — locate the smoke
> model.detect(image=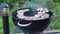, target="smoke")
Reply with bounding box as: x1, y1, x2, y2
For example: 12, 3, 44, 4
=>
22, 0, 48, 8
